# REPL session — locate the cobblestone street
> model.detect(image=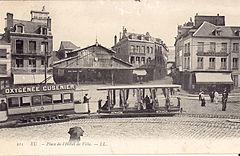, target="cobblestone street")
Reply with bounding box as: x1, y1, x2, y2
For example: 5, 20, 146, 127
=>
1, 116, 240, 142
